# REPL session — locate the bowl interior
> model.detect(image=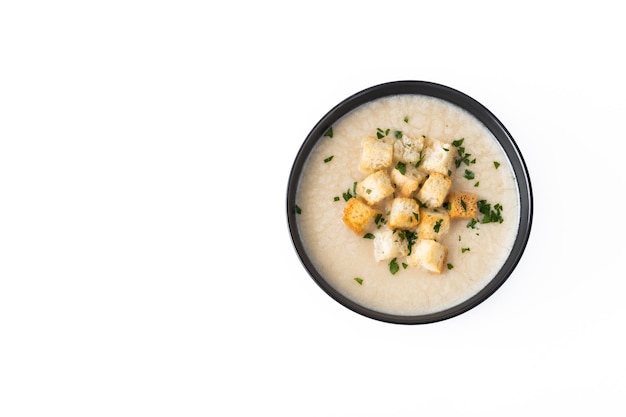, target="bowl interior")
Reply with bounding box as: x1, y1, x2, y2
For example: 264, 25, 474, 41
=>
287, 80, 532, 324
